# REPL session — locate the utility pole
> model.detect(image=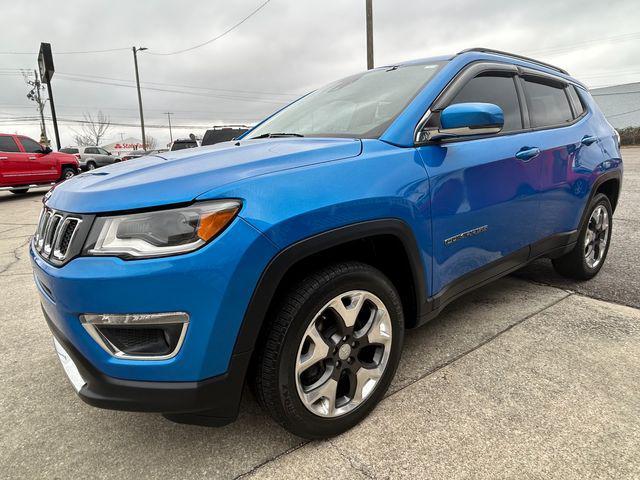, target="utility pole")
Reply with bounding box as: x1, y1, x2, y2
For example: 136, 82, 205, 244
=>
132, 46, 147, 150
164, 112, 174, 143
24, 69, 49, 145
366, 0, 374, 69
33, 70, 48, 145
